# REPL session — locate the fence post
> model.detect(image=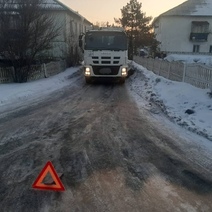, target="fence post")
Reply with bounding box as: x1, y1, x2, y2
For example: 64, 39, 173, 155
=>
11, 66, 15, 82
183, 63, 186, 82
43, 63, 47, 78
152, 59, 154, 73
168, 62, 171, 79
158, 61, 161, 75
